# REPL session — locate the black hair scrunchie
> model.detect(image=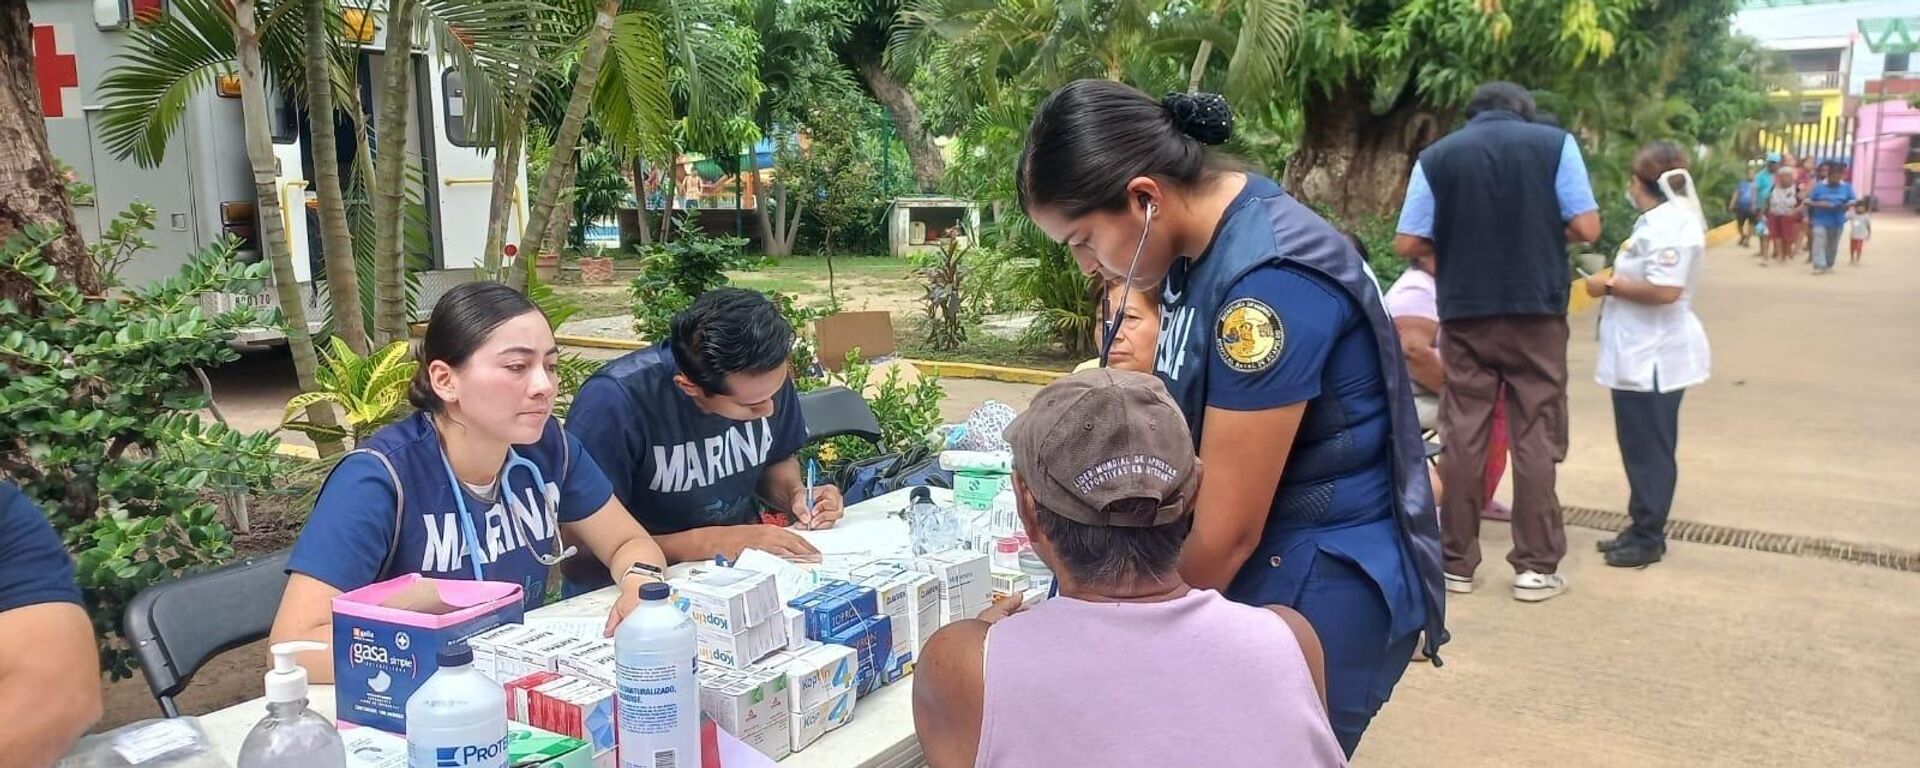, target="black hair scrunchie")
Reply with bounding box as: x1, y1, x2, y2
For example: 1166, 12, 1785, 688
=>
1162, 91, 1234, 146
